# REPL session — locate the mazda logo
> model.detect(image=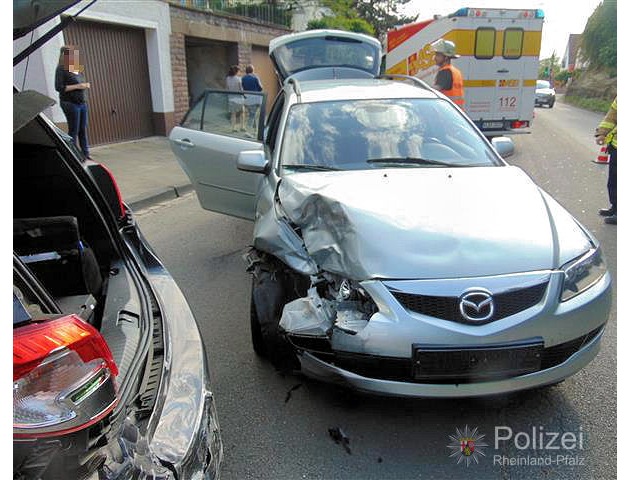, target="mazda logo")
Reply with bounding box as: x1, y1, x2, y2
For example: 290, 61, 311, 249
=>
459, 291, 494, 322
